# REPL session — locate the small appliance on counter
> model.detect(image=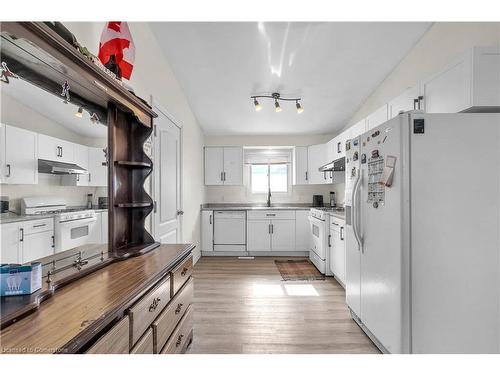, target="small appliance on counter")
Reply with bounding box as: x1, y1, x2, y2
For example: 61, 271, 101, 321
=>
1, 196, 9, 213
312, 195, 324, 207
87, 194, 93, 209
330, 192, 336, 208
98, 197, 108, 209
